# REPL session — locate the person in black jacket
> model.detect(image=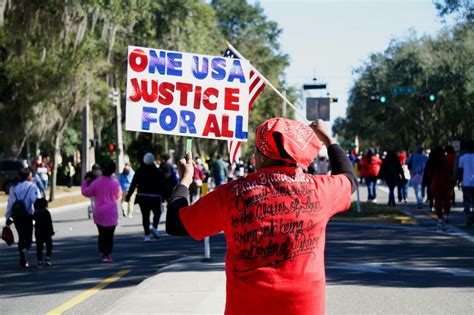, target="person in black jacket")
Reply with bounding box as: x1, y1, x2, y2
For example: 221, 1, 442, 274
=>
33, 198, 54, 267
379, 150, 404, 206
126, 153, 166, 242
